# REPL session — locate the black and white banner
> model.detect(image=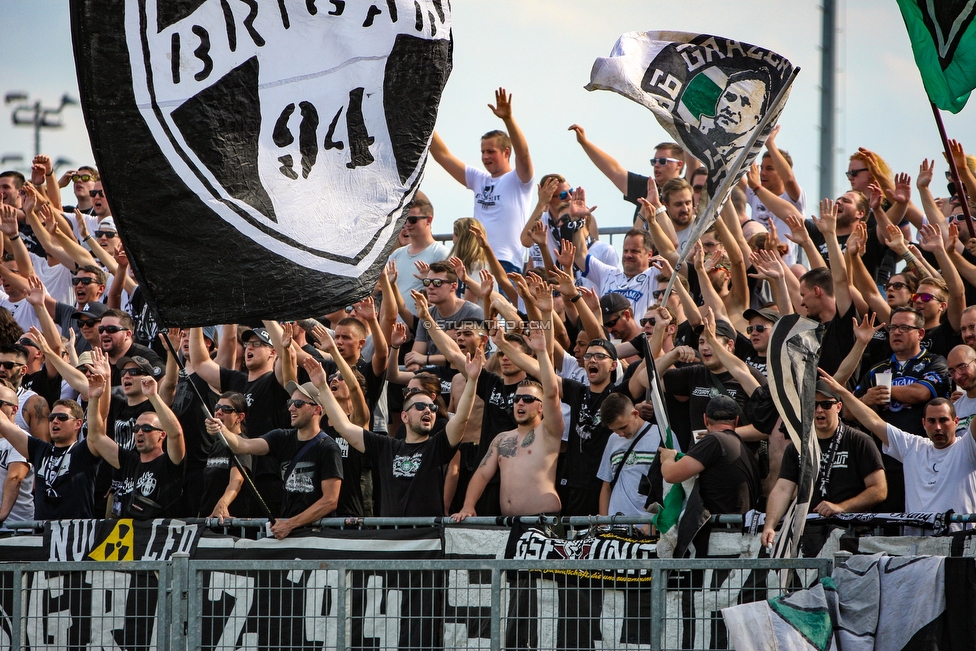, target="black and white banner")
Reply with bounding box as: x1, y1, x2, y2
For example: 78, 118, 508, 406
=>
70, 0, 453, 324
